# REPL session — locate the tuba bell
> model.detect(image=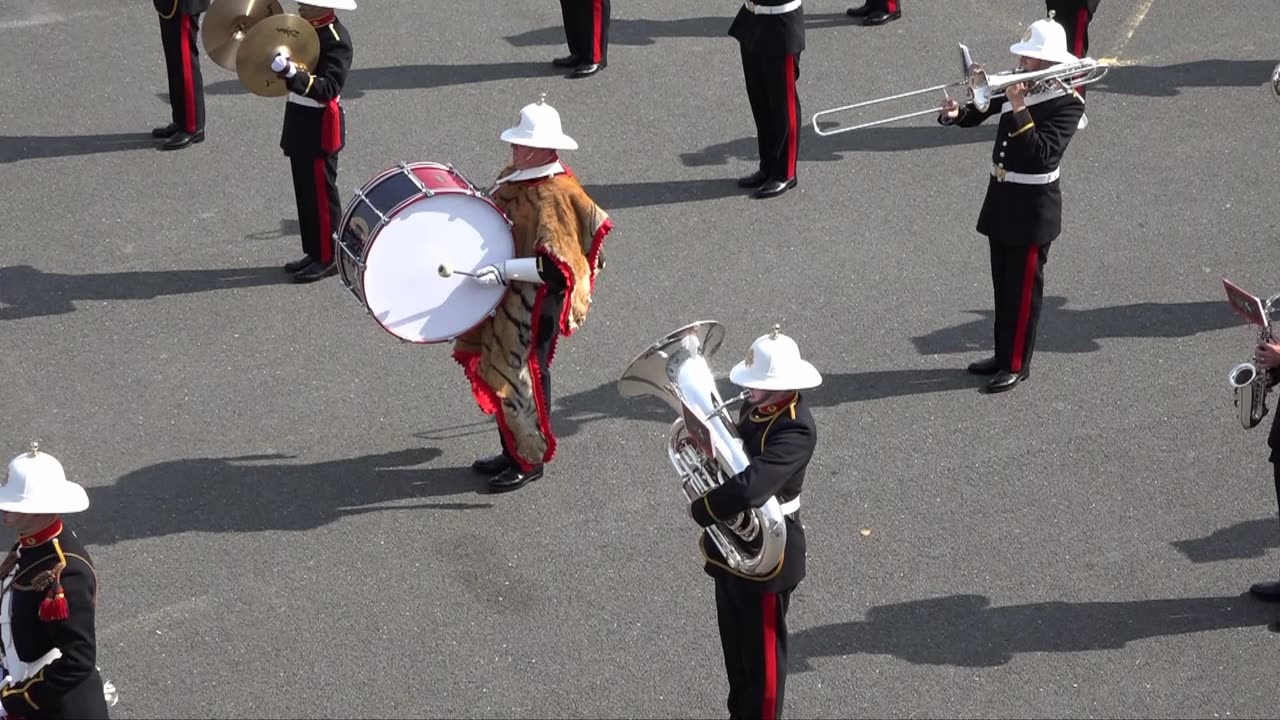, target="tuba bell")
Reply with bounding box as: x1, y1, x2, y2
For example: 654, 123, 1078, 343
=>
618, 321, 787, 578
